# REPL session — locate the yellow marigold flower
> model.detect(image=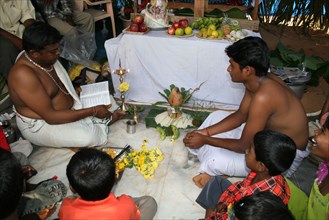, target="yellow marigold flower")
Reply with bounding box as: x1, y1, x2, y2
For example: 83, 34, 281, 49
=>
117, 162, 125, 170
118, 82, 129, 93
